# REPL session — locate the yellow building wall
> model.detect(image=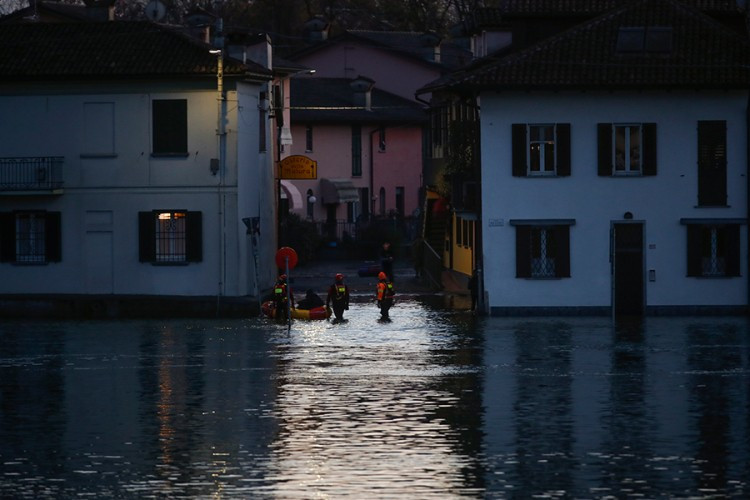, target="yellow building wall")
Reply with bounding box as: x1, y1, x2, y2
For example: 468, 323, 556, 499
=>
451, 213, 475, 276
